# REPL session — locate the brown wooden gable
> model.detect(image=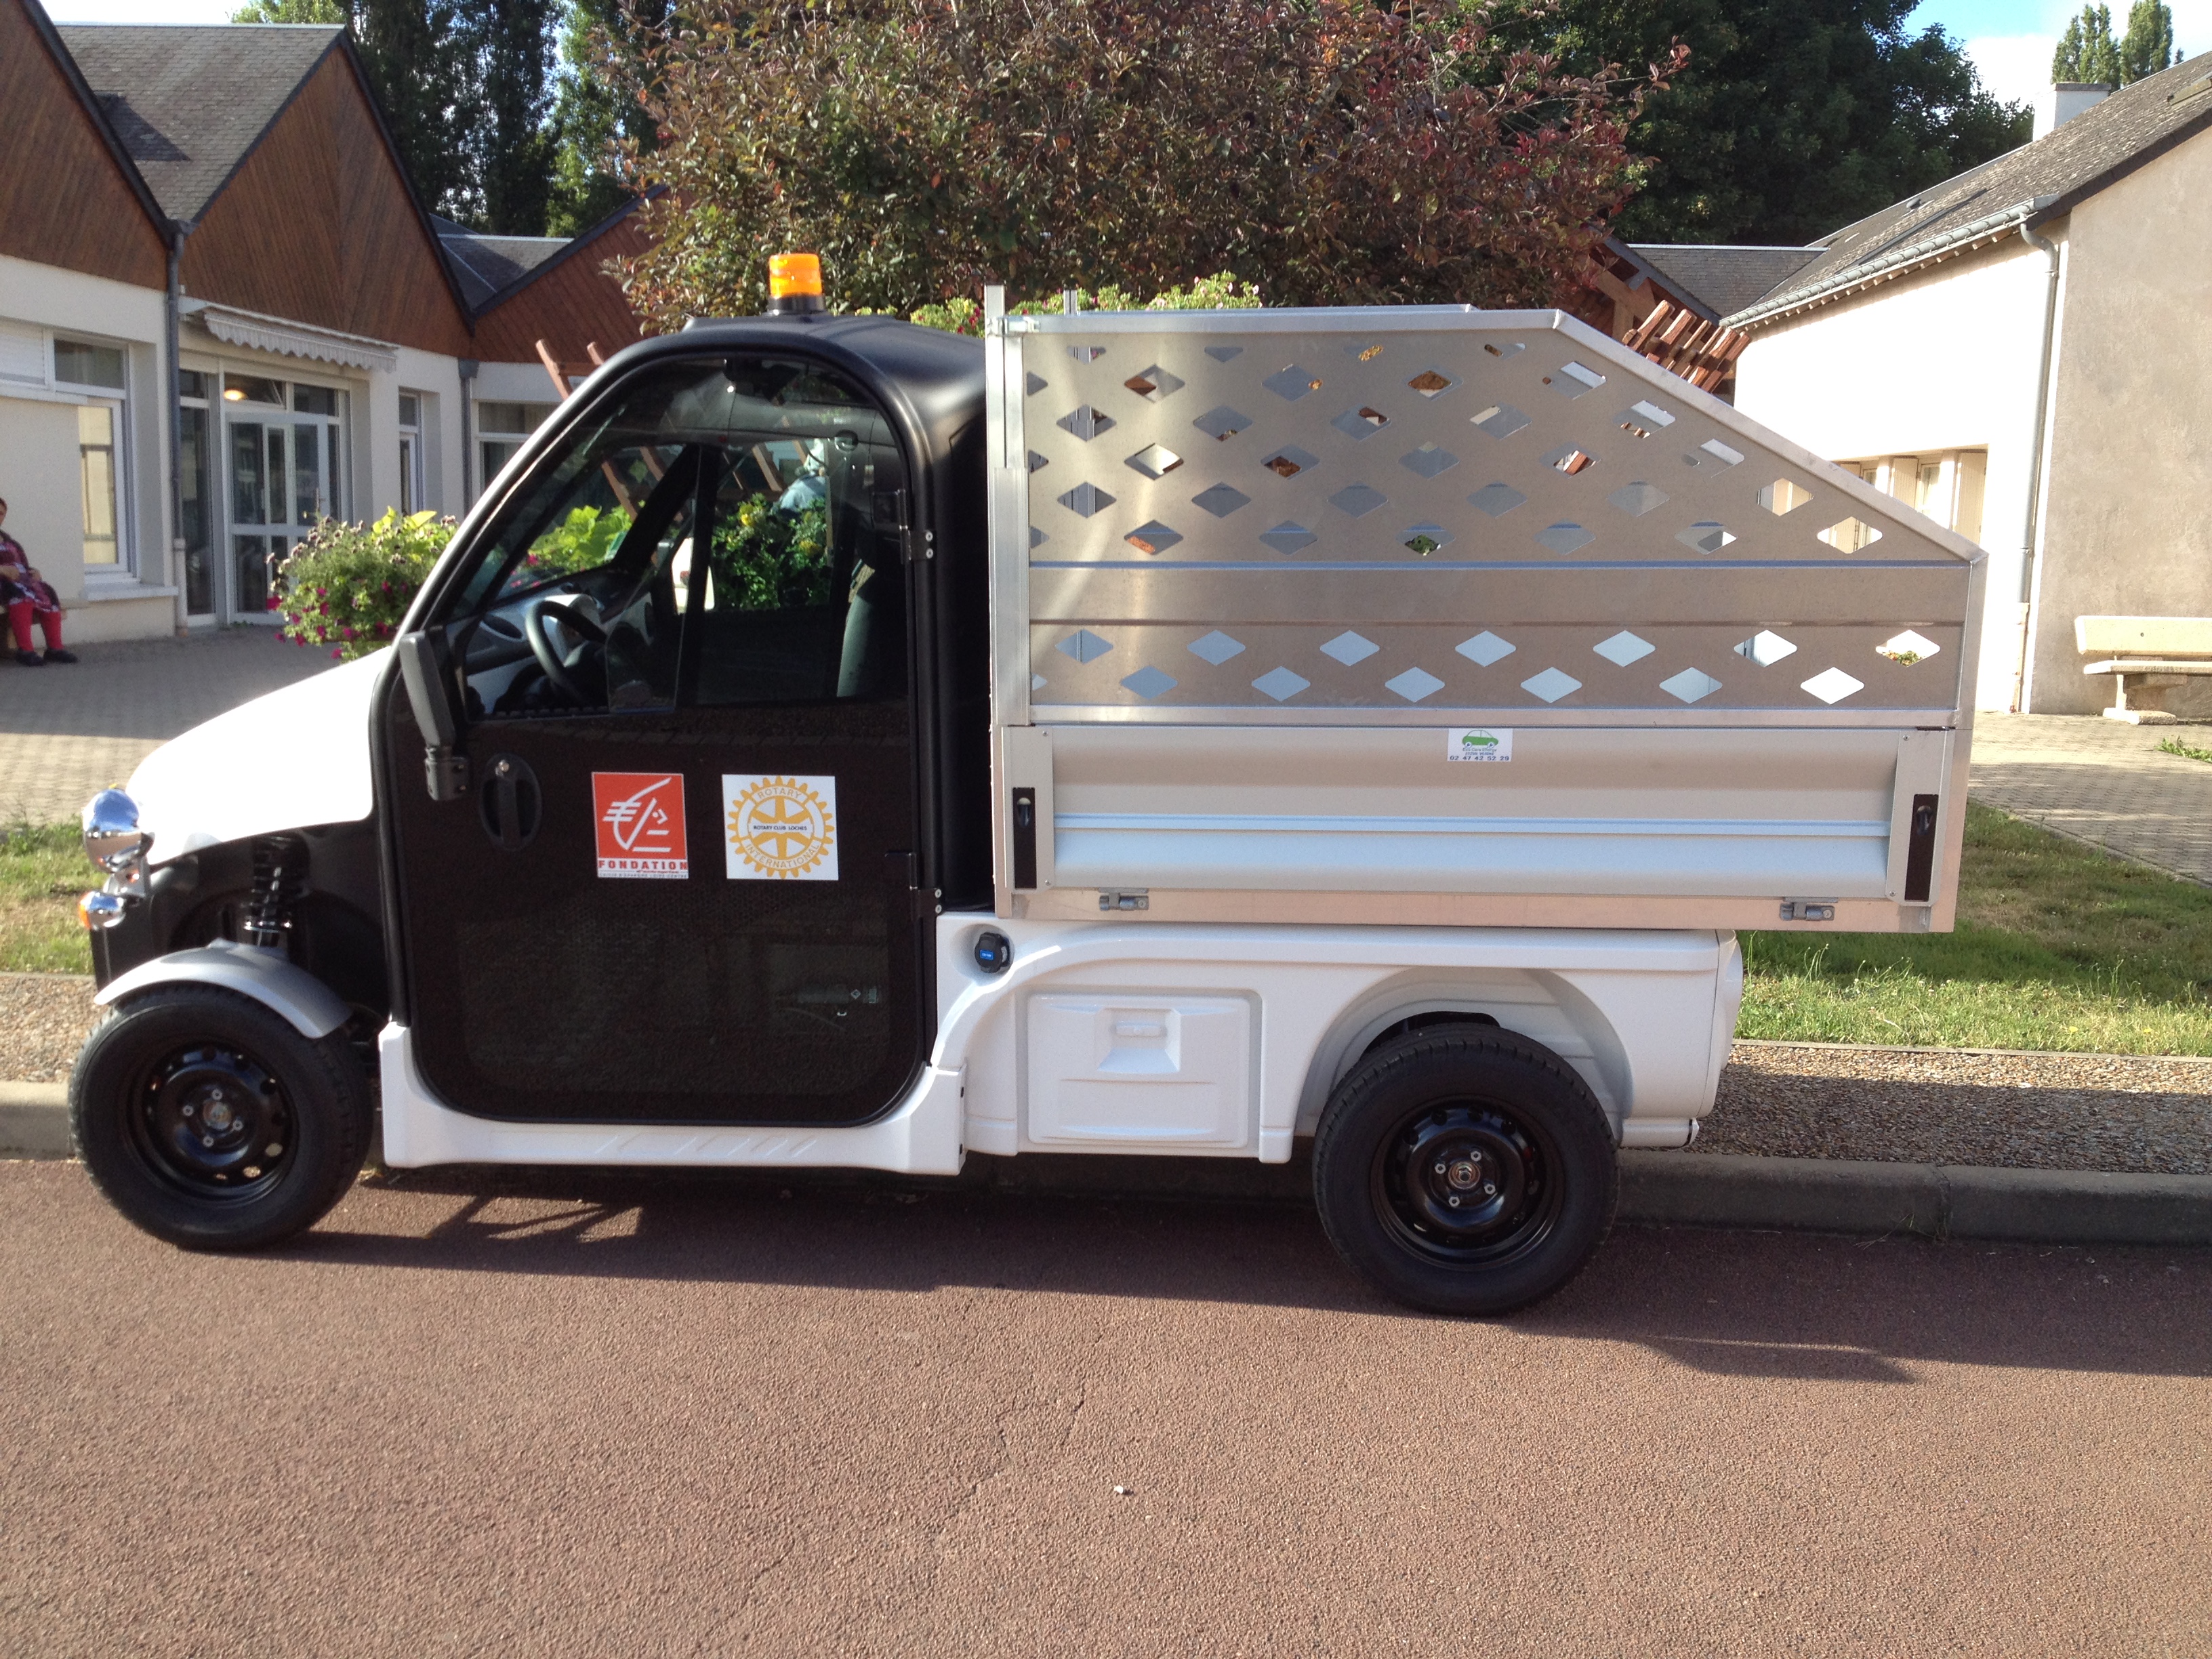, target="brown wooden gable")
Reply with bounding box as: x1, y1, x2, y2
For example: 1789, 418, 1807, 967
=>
0, 0, 167, 289
470, 207, 653, 369
1570, 239, 1749, 398
180, 48, 471, 357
